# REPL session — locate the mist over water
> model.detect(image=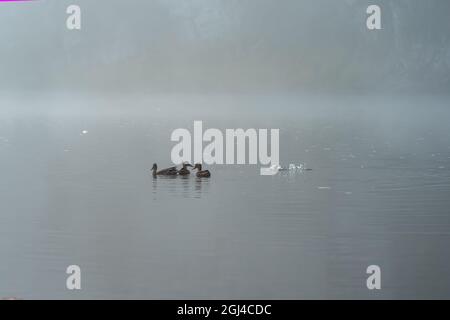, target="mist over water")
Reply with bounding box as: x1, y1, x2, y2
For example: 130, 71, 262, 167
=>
1, 0, 450, 300
1, 95, 450, 299
1, 0, 450, 95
